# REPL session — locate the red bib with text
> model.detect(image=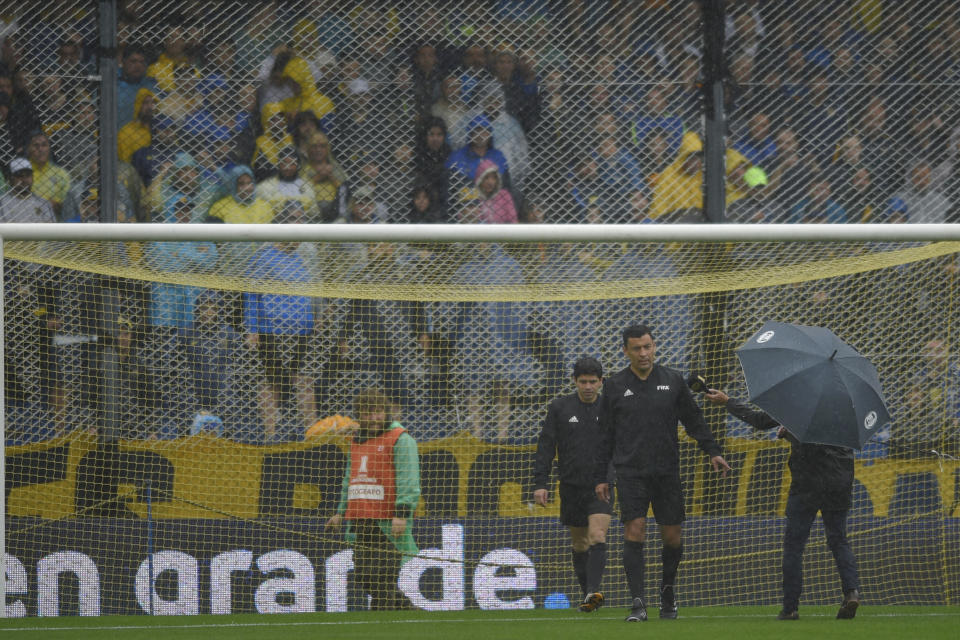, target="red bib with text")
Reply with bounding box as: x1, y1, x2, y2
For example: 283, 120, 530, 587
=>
345, 427, 405, 520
